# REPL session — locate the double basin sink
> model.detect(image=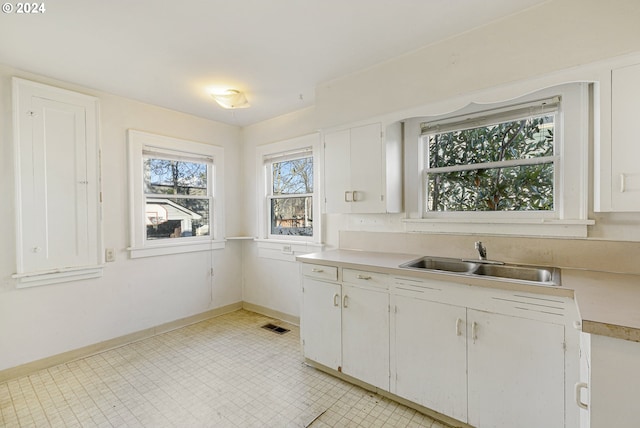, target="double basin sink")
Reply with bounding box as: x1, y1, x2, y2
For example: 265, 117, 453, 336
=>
399, 256, 561, 286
